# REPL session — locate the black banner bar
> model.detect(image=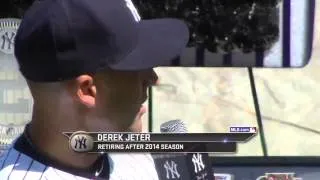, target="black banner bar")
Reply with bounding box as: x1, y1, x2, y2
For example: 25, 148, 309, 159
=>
90, 142, 236, 153
89, 133, 255, 142
64, 132, 255, 142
